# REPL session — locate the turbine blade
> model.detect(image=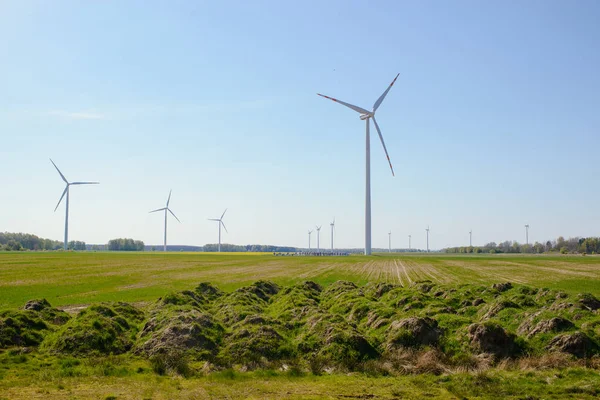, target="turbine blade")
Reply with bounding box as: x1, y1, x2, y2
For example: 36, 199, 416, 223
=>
50, 158, 68, 183
168, 208, 181, 223
149, 207, 167, 213
167, 190, 172, 207
220, 208, 228, 220
70, 181, 99, 185
54, 186, 68, 212
372, 117, 395, 176
373, 73, 399, 112
317, 94, 370, 115
208, 218, 220, 221
221, 220, 228, 233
